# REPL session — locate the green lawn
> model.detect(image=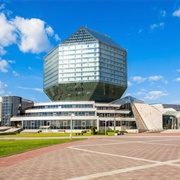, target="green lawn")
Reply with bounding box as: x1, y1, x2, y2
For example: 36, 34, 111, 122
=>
0, 131, 116, 138
0, 138, 83, 157
107, 132, 115, 136
8, 133, 75, 137
0, 132, 93, 137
